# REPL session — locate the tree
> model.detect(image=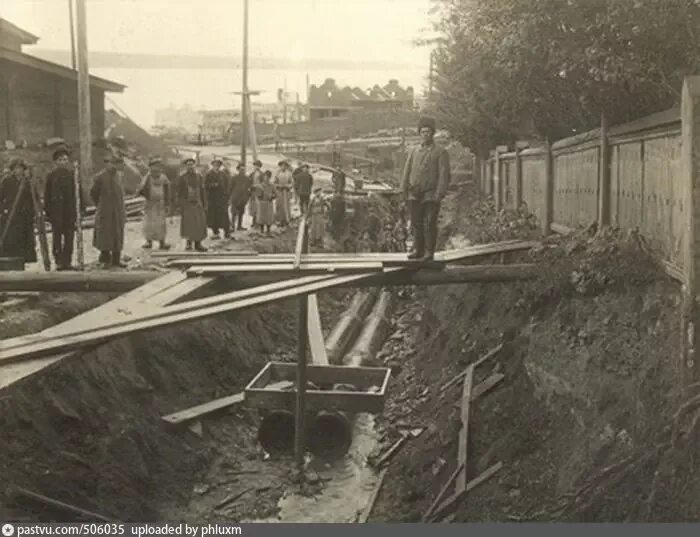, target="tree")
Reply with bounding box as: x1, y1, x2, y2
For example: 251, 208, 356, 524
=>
427, 0, 700, 154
